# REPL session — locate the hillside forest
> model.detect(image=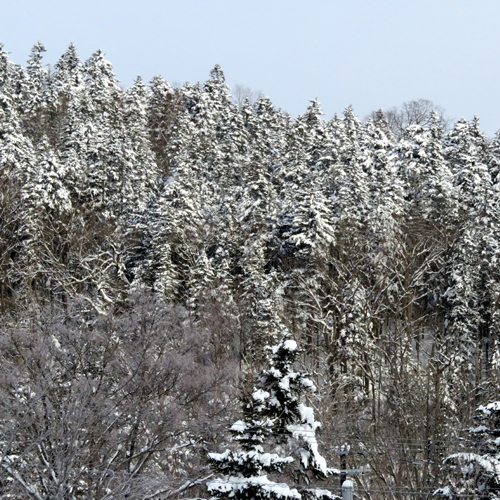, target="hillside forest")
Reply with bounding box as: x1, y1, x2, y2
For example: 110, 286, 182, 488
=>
2, 42, 500, 499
